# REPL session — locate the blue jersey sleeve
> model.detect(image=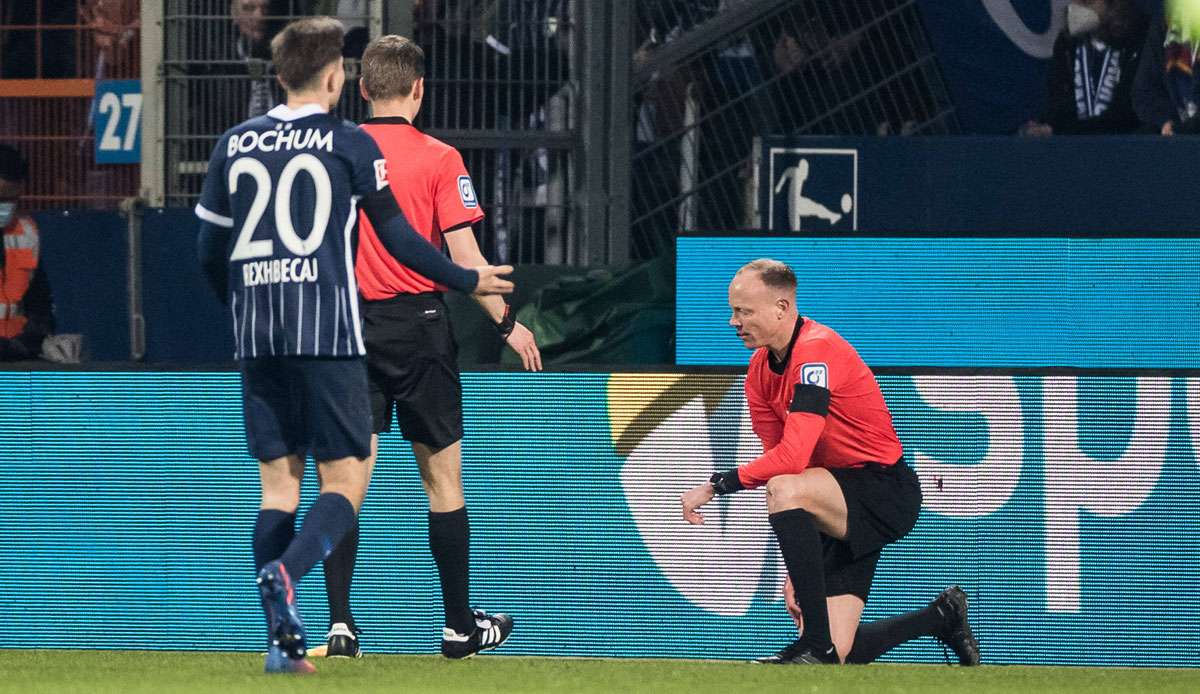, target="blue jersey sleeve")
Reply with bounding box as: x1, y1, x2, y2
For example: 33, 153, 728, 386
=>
346, 126, 389, 199
195, 132, 233, 227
